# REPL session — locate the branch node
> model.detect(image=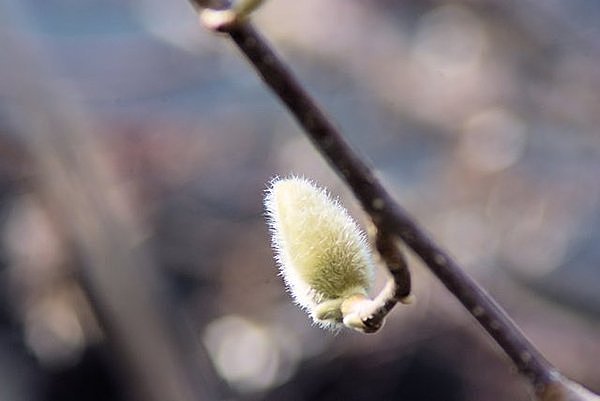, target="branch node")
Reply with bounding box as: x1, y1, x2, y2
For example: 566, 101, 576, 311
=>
199, 0, 265, 32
